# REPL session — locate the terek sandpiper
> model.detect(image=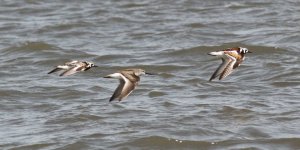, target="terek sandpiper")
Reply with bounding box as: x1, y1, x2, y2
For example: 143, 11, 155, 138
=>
104, 68, 153, 102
